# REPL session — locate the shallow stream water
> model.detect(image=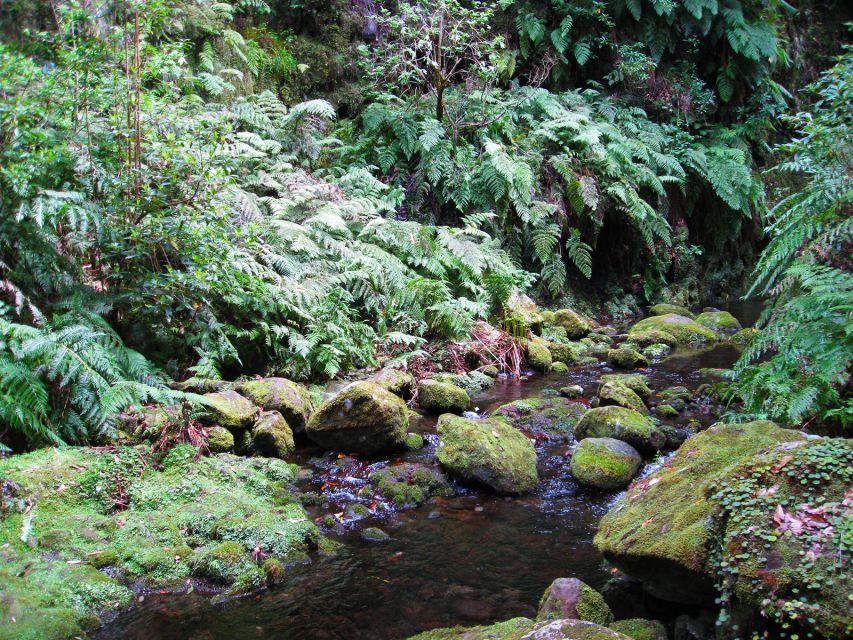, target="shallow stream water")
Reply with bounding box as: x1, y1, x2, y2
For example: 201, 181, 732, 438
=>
94, 302, 761, 640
